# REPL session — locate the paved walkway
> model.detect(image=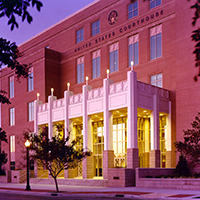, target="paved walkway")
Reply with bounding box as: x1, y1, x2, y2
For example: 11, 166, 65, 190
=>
0, 183, 200, 199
